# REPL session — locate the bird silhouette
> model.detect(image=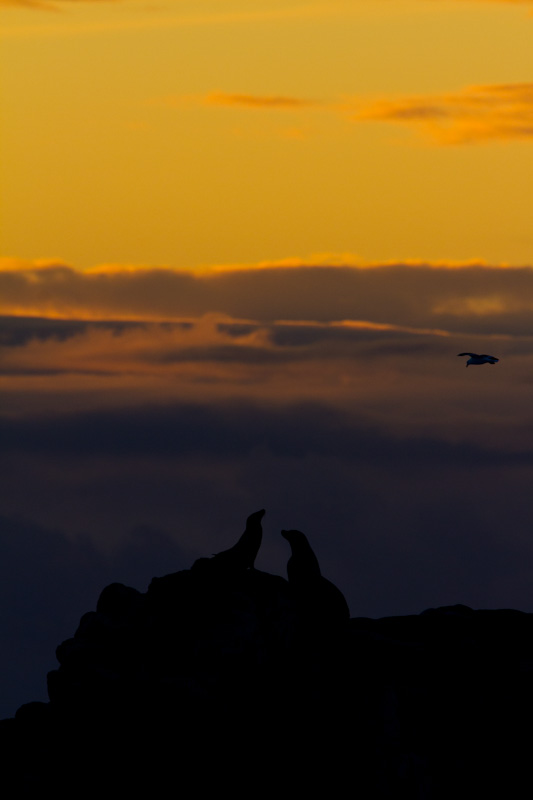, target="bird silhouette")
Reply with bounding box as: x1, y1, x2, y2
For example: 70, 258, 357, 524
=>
457, 352, 499, 367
